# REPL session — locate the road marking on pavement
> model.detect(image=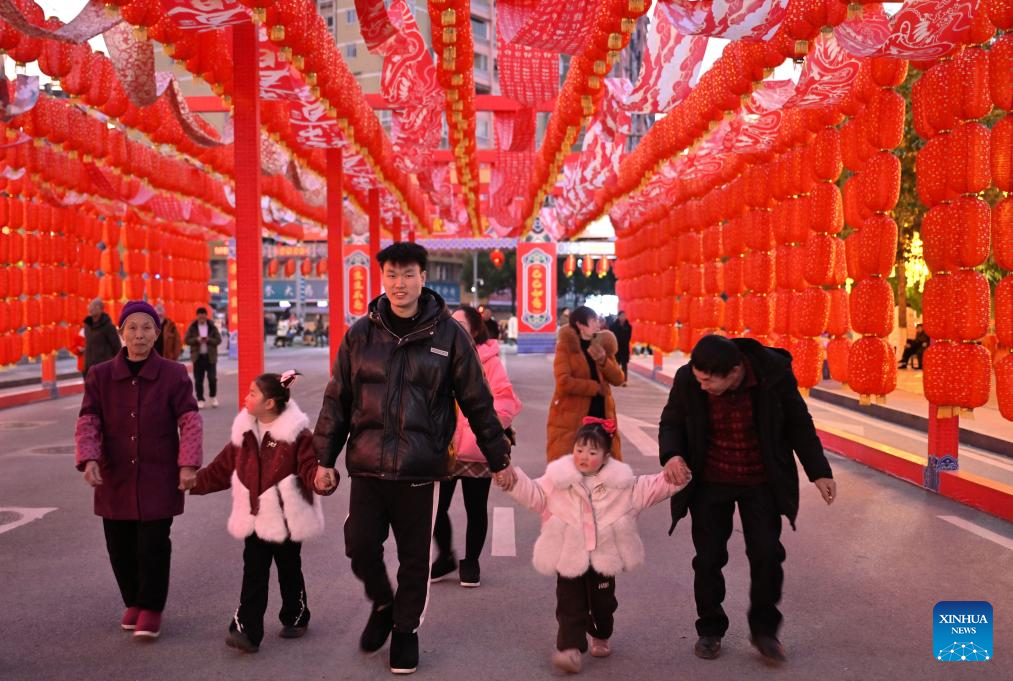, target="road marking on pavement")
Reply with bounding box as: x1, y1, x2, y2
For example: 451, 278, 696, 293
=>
630, 371, 671, 394
937, 515, 1013, 551
617, 414, 660, 459
0, 507, 57, 536
491, 506, 516, 557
